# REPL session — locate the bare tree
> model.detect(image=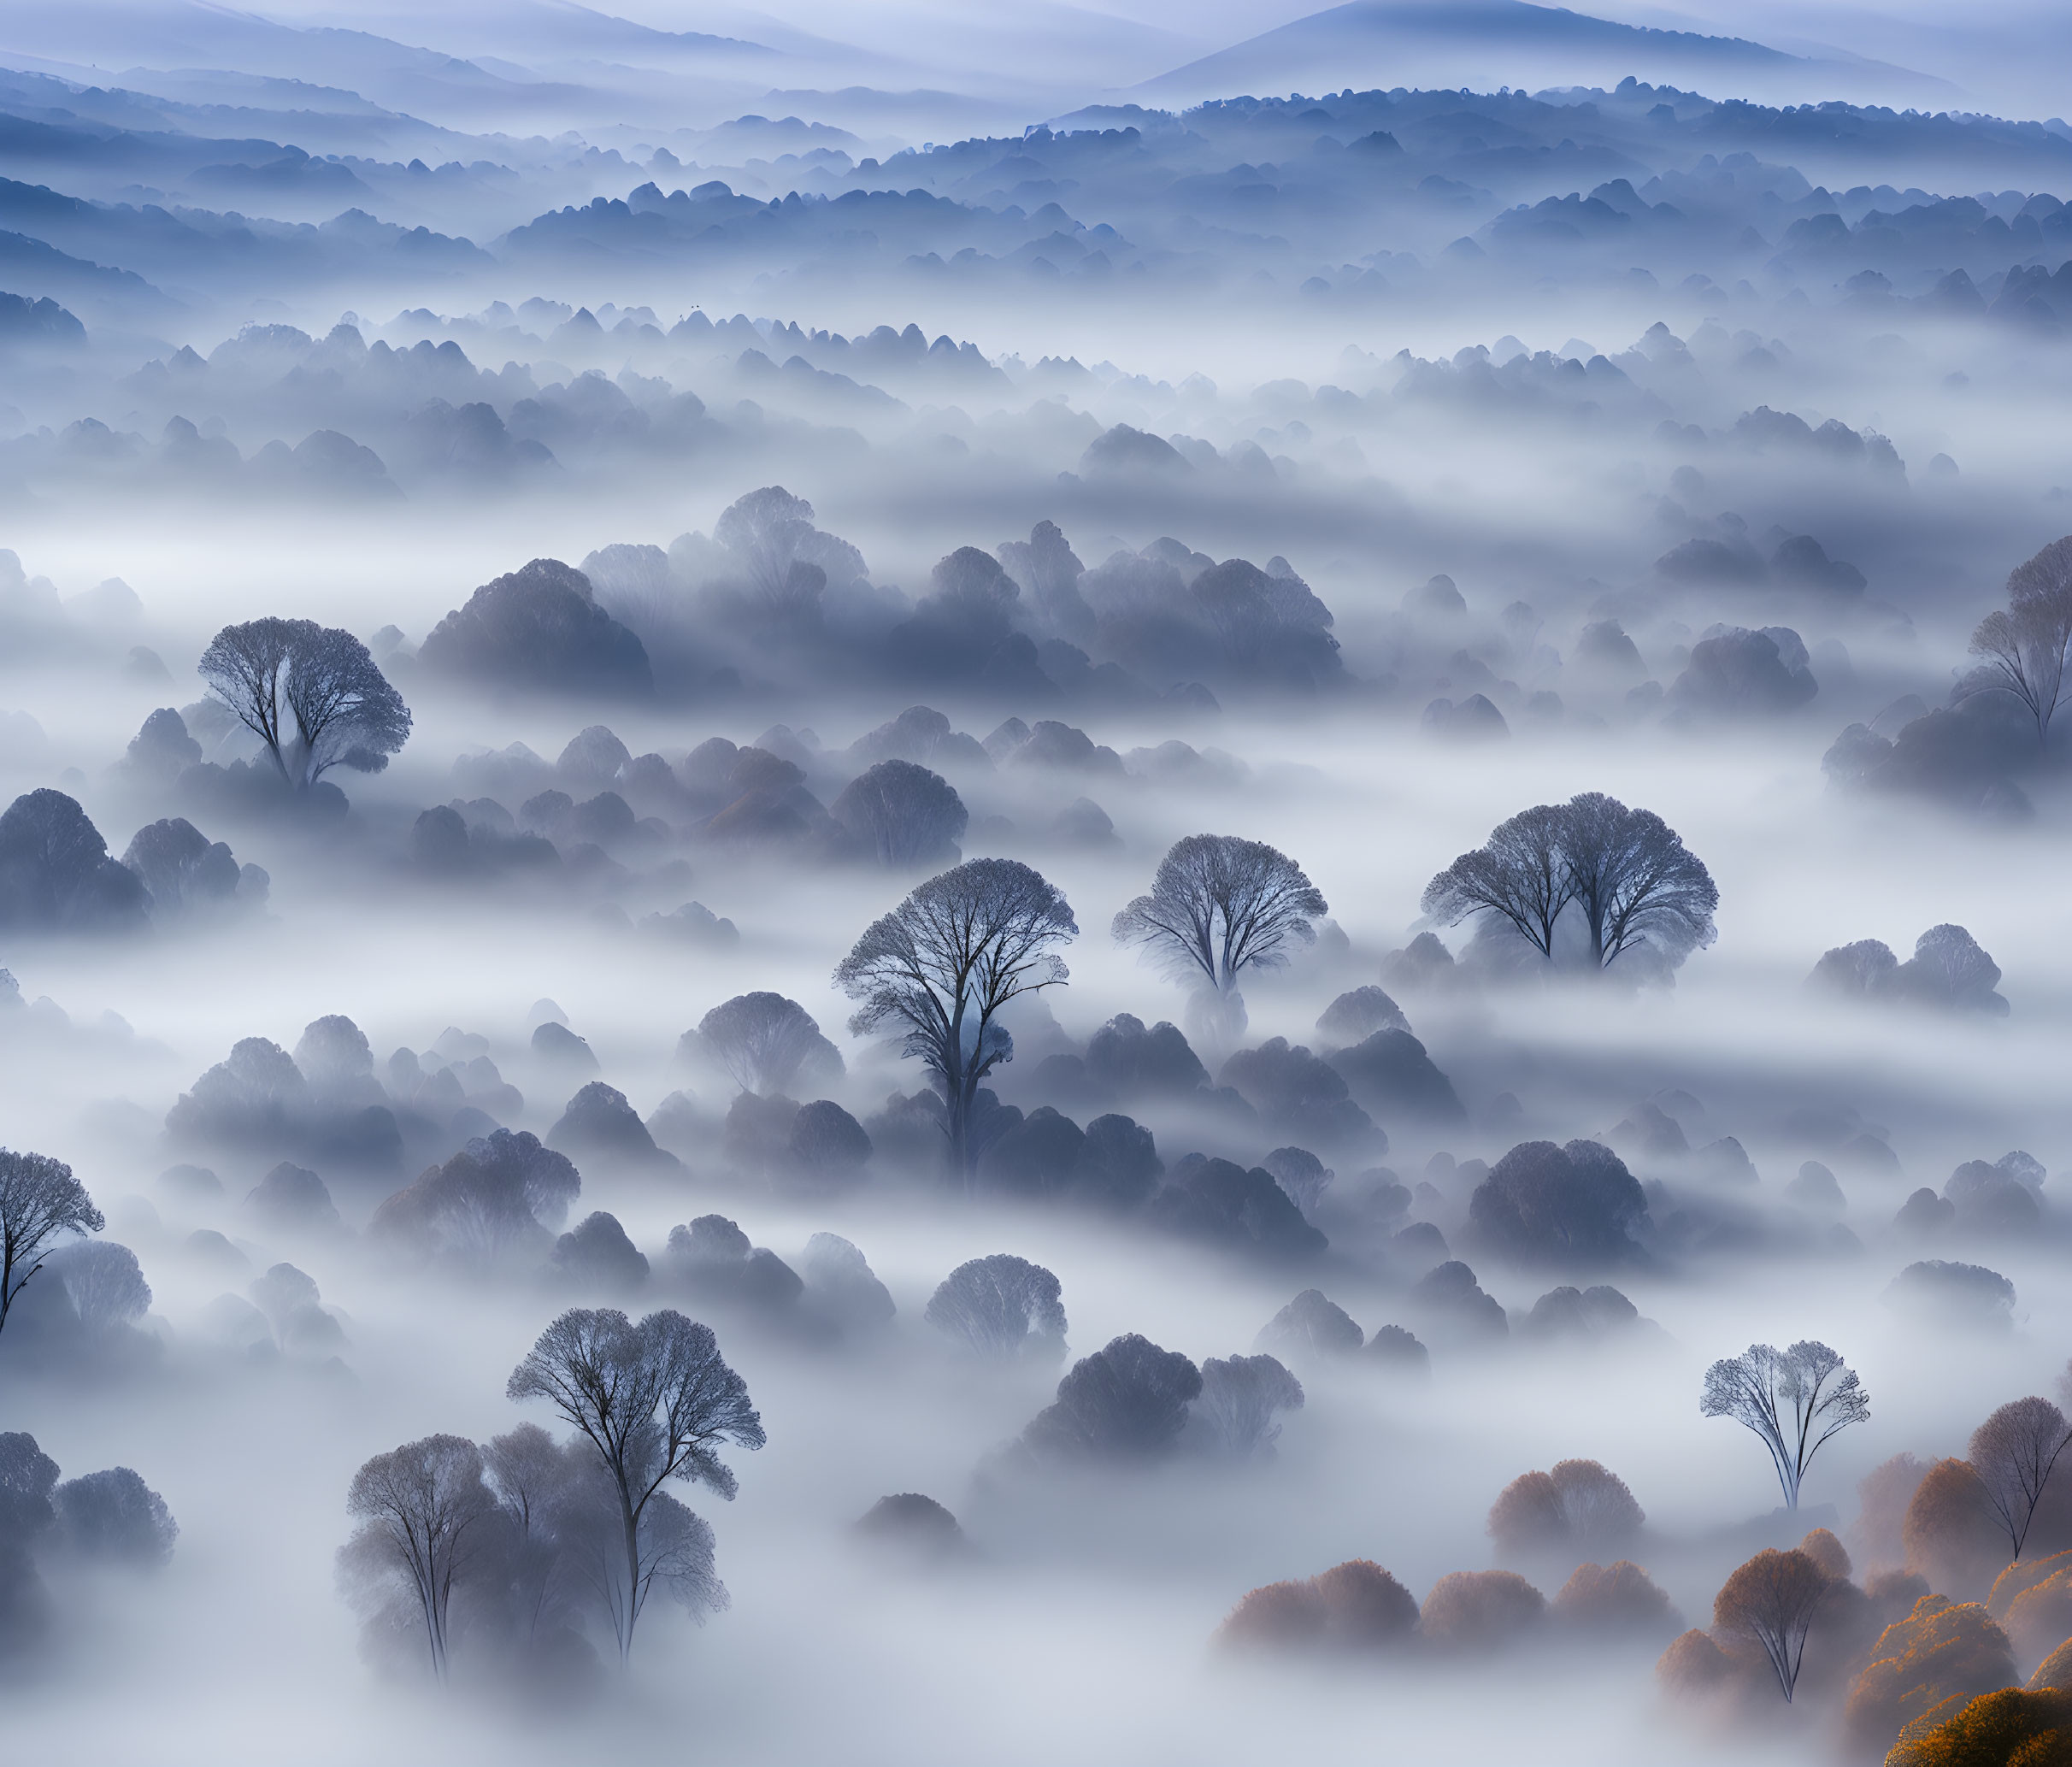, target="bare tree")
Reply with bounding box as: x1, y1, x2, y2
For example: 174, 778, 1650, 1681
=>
1701, 1341, 1869, 1510
505, 1308, 763, 1662
1969, 1397, 2072, 1558
1422, 803, 1574, 959
0, 1149, 104, 1336
834, 857, 1077, 1180
199, 617, 410, 790
829, 759, 968, 868
344, 1434, 498, 1681
1712, 1547, 1829, 1700
923, 1253, 1067, 1356
691, 992, 843, 1096
1561, 792, 1719, 968
1966, 536, 2072, 748
1112, 834, 1327, 998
